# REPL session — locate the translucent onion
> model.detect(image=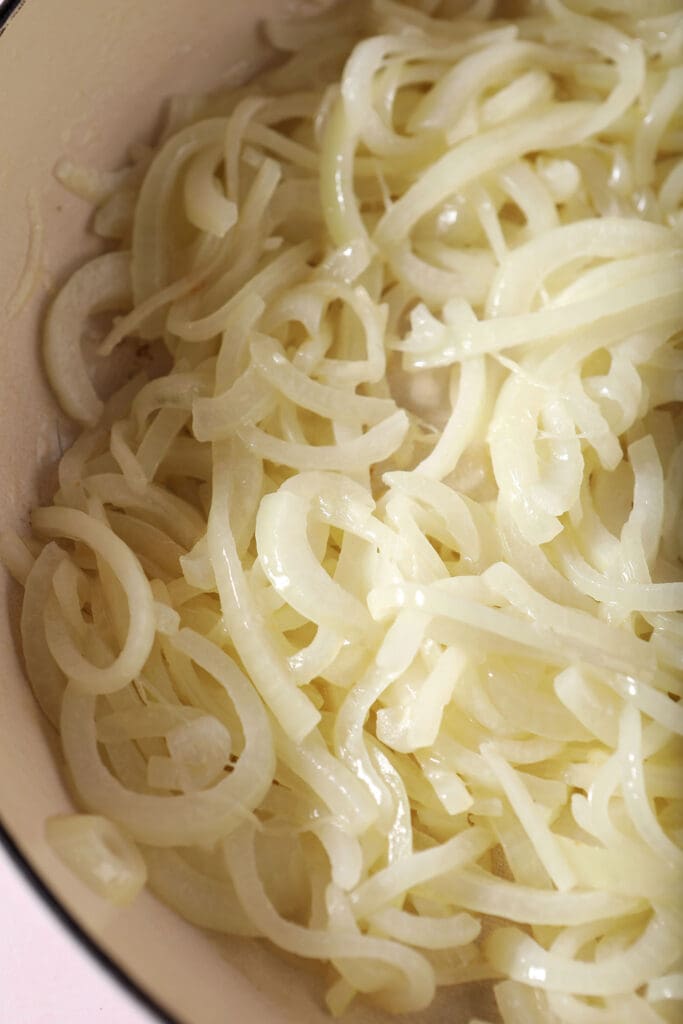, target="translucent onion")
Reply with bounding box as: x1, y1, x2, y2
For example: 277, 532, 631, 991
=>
4, 1, 682, 1016
485, 913, 680, 996
46, 813, 147, 906
59, 629, 275, 846
224, 822, 436, 1014
34, 506, 156, 695
43, 251, 132, 425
